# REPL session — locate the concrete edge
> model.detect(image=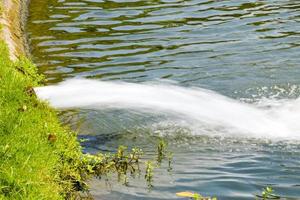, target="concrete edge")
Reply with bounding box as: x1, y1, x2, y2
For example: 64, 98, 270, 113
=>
0, 0, 29, 61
